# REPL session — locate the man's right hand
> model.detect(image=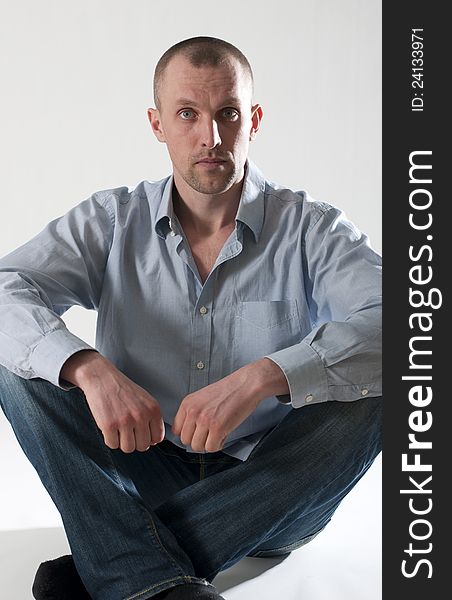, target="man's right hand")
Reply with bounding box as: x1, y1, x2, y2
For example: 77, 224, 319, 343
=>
60, 350, 165, 453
